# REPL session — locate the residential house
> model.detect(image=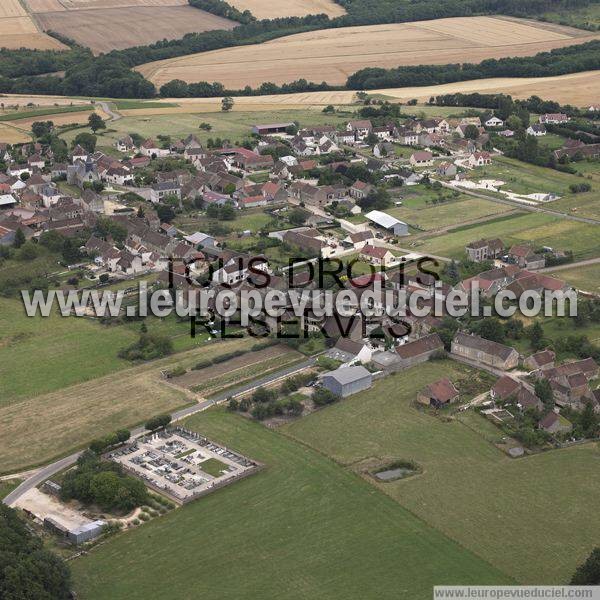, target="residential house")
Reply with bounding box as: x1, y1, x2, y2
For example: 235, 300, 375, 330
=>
527, 124, 547, 137
468, 152, 492, 168
151, 181, 181, 204
410, 151, 433, 167
484, 116, 504, 128
451, 332, 519, 370
395, 333, 445, 369
508, 245, 545, 269
538, 411, 572, 434
539, 113, 570, 124
524, 350, 556, 372
360, 244, 395, 267
349, 180, 374, 200
436, 162, 457, 178
465, 238, 504, 262
327, 338, 373, 365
